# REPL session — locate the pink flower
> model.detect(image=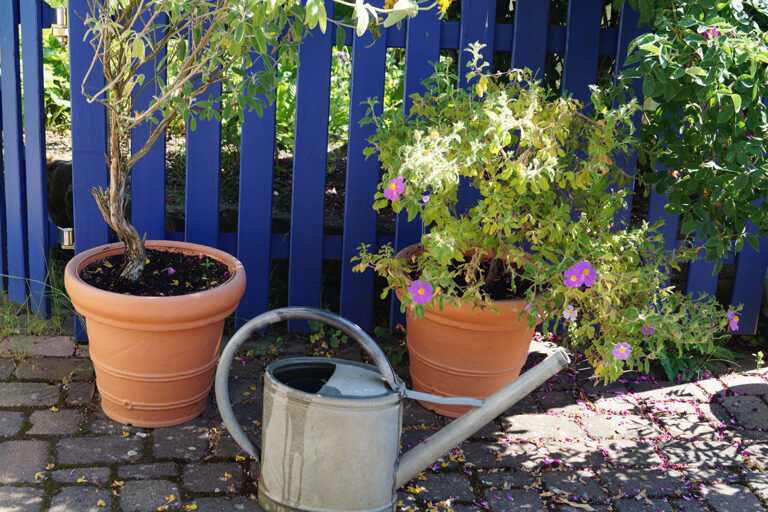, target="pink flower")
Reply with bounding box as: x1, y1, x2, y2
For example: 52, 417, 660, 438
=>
384, 177, 405, 201
572, 261, 596, 287
702, 26, 722, 40
408, 279, 434, 305
641, 323, 654, 336
167, 267, 176, 275
563, 268, 582, 288
612, 342, 632, 361
422, 195, 430, 203
728, 309, 739, 331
